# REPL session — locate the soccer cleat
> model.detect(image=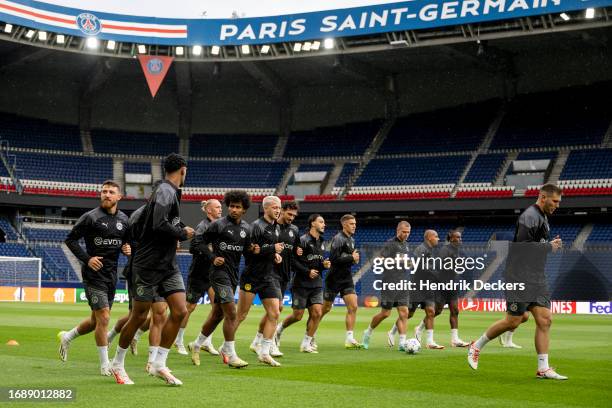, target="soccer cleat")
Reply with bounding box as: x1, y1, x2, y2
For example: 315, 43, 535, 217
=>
398, 343, 406, 352
362, 330, 371, 350
187, 342, 200, 366
467, 341, 480, 370
452, 339, 470, 348
258, 354, 281, 367
129, 338, 138, 356
57, 331, 70, 362
274, 323, 283, 346
249, 343, 261, 355
300, 343, 319, 353
202, 342, 219, 356
426, 343, 445, 350
311, 337, 318, 351
228, 355, 249, 368
220, 349, 230, 365
270, 342, 283, 358
536, 367, 568, 380
386, 330, 395, 347
111, 366, 134, 385
344, 339, 363, 350
145, 362, 154, 375
174, 343, 188, 355
100, 362, 112, 376
152, 366, 183, 386
414, 326, 423, 343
